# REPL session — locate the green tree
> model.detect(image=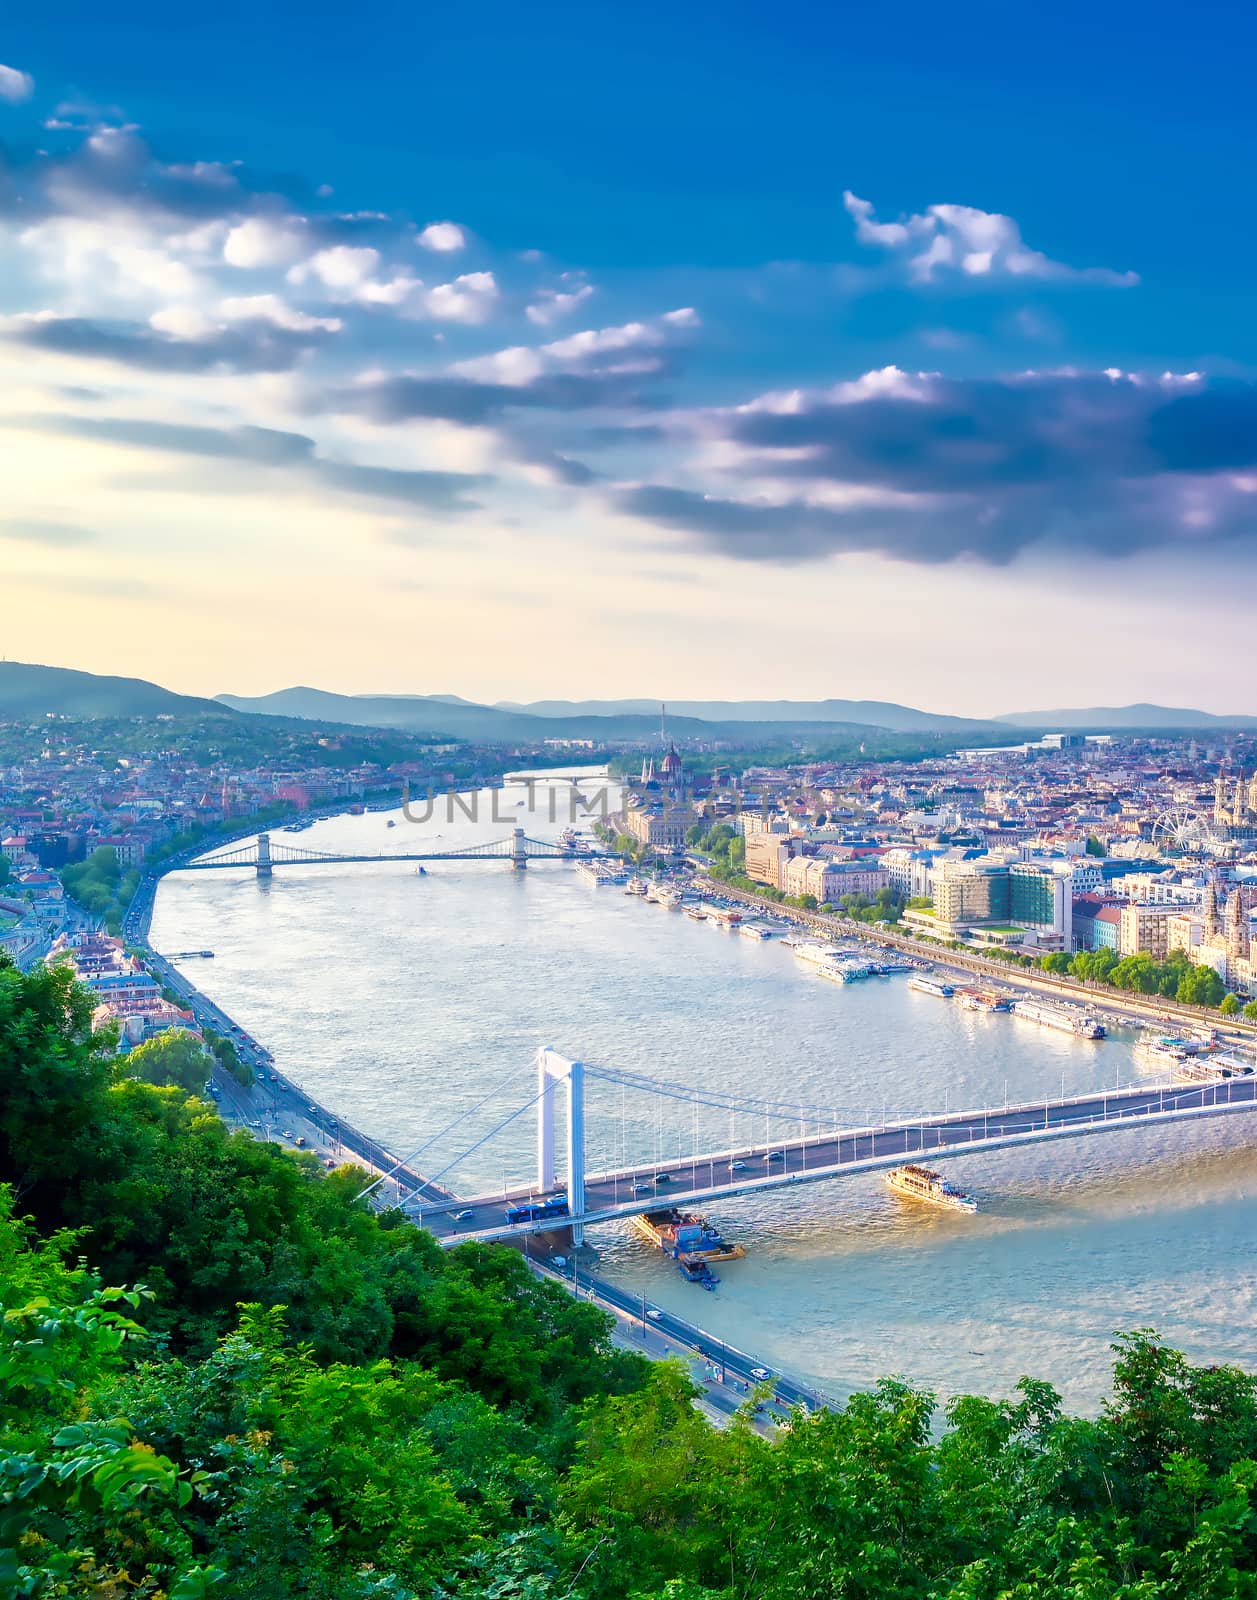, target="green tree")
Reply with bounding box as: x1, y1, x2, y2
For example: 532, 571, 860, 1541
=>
1220, 992, 1241, 1015
0, 851, 10, 887
125, 1028, 213, 1094
1244, 1001, 1257, 1021
1086, 834, 1106, 856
